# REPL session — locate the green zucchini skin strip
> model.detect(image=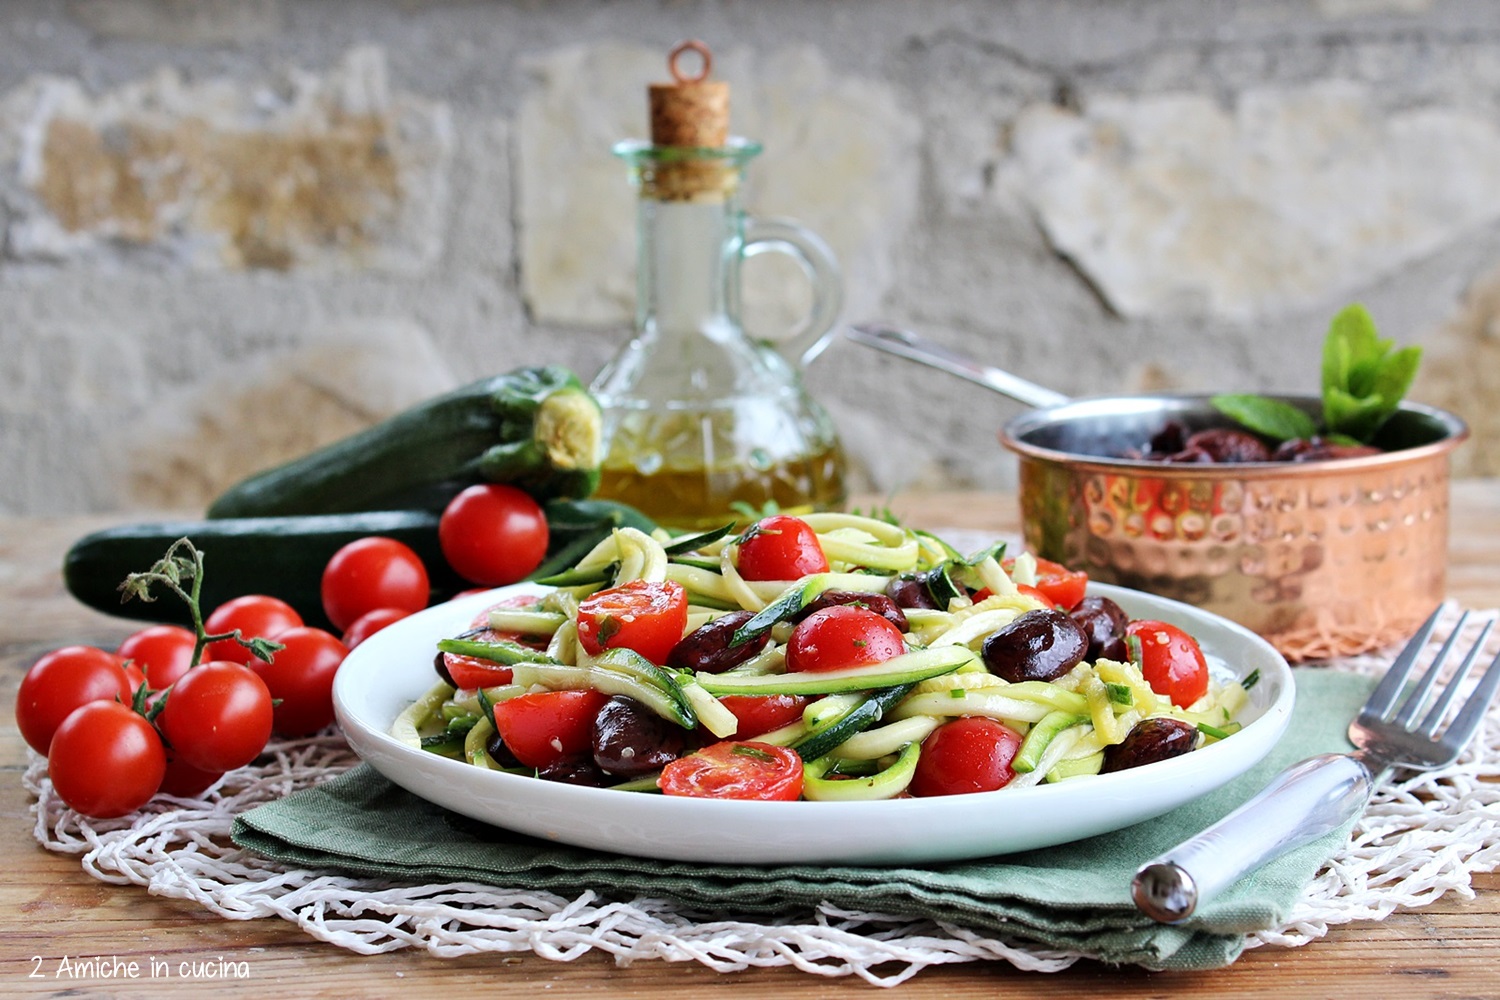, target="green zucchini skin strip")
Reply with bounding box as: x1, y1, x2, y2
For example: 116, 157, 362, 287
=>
436, 637, 559, 666
510, 650, 697, 729
792, 683, 918, 761
695, 646, 977, 697
207, 366, 603, 518
802, 741, 921, 801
